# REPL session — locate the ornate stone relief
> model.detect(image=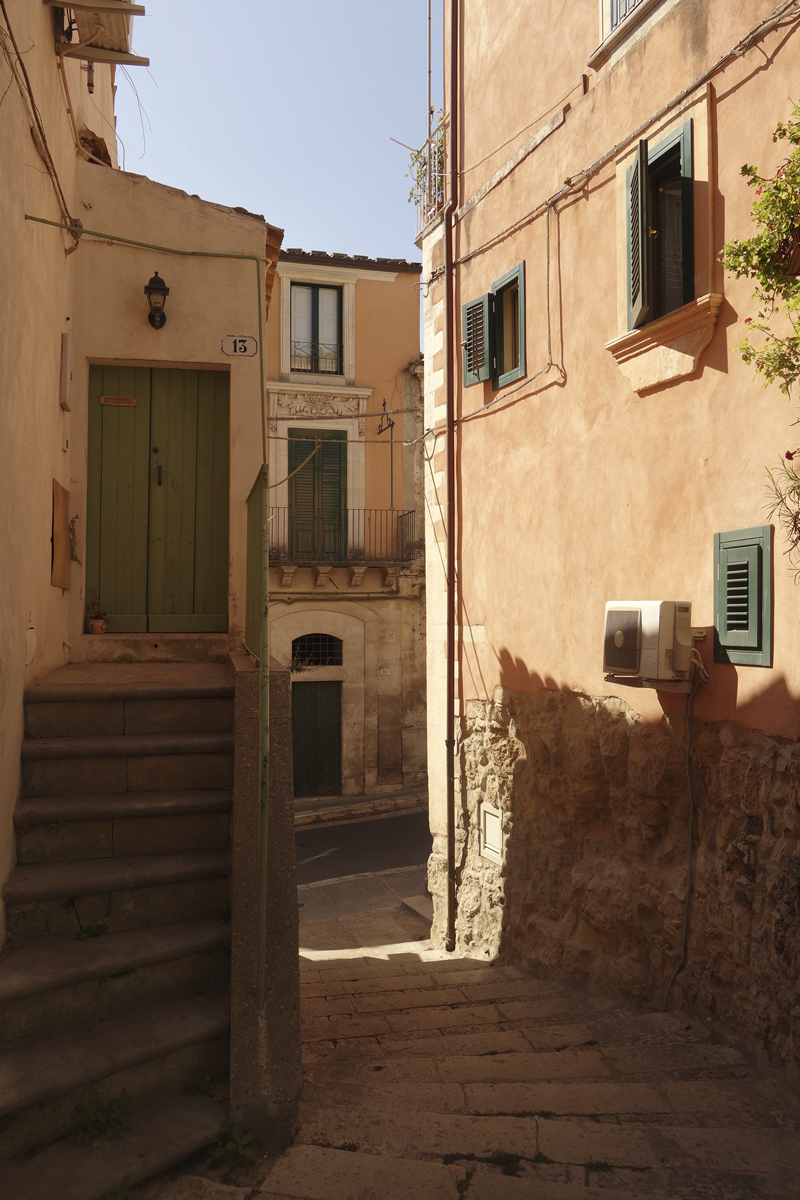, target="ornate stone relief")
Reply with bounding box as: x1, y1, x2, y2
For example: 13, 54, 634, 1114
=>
271, 392, 367, 436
